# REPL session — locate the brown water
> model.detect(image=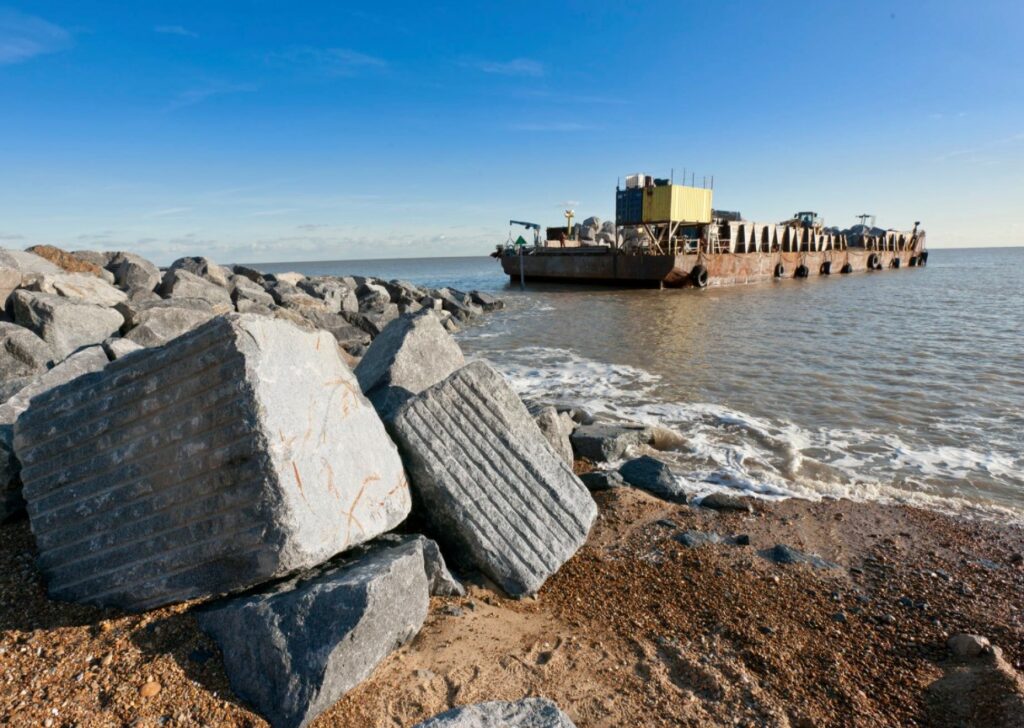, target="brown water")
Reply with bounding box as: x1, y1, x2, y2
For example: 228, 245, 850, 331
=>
266, 247, 1024, 519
